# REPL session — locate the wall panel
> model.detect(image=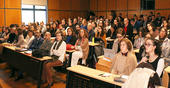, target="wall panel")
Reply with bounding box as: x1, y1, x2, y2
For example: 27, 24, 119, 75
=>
6, 9, 21, 26
98, 0, 106, 11
48, 0, 60, 10
155, 0, 170, 9
59, 0, 71, 10
108, 0, 116, 10
0, 9, 4, 26
128, 0, 140, 10
0, 0, 4, 8
5, 0, 21, 8
90, 0, 97, 11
